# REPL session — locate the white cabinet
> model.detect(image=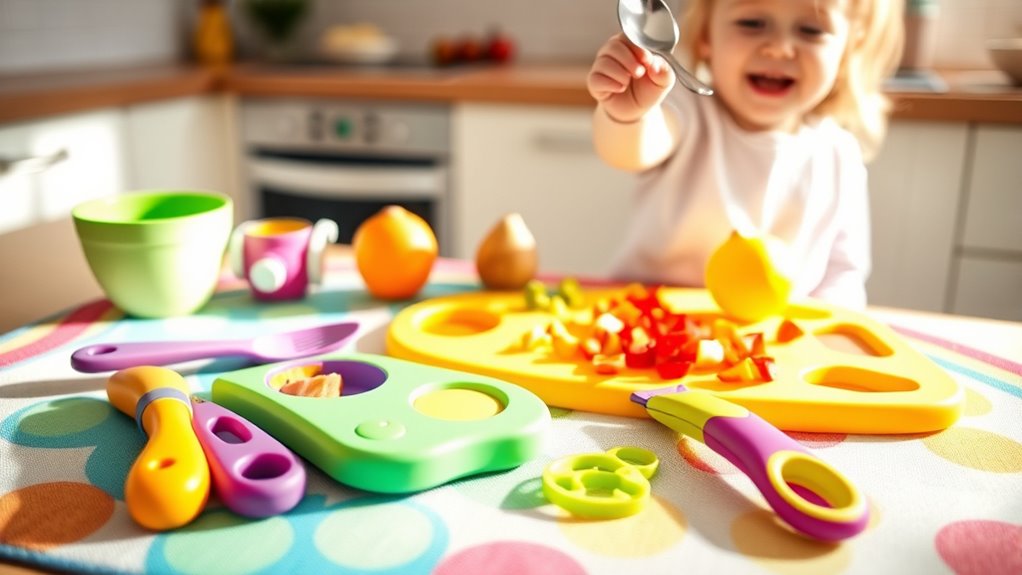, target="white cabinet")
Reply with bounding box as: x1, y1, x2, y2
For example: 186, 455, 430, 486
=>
949, 125, 1022, 321
452, 103, 636, 277
0, 109, 127, 235
866, 121, 969, 312
124, 95, 241, 215
868, 122, 1022, 321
